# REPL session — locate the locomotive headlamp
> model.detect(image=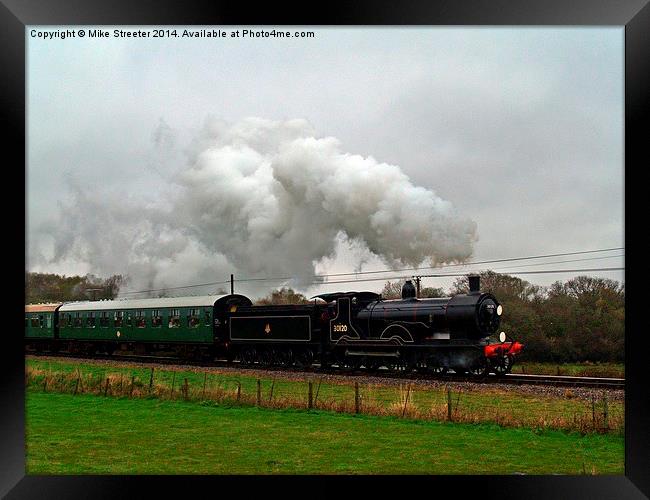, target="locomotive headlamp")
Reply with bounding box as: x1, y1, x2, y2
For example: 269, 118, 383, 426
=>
499, 331, 506, 343
496, 305, 503, 316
